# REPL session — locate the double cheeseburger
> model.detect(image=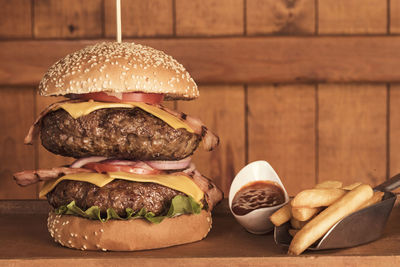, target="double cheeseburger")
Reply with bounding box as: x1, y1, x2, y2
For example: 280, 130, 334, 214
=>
14, 42, 223, 251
